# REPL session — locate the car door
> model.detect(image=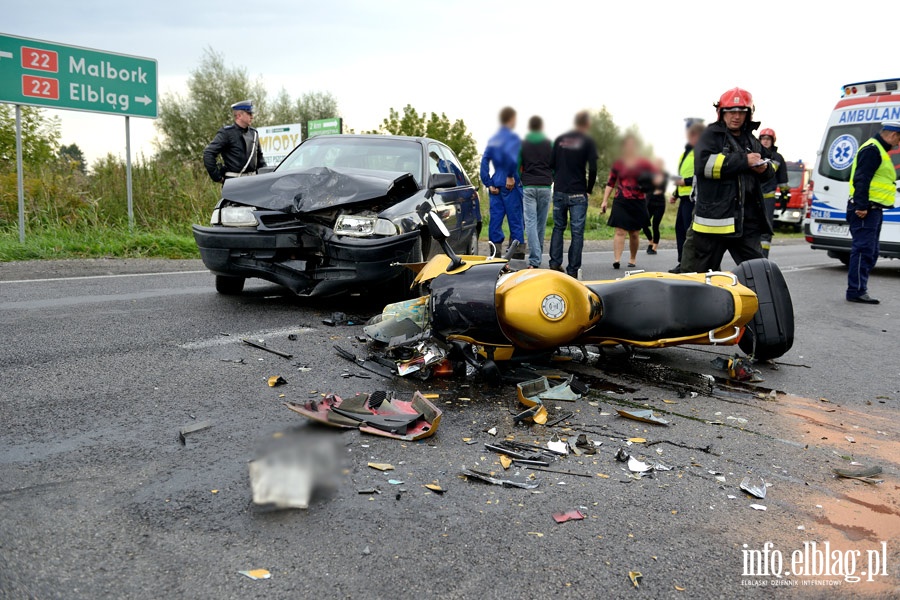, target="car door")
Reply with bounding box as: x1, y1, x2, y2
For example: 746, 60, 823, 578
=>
434, 144, 478, 251
425, 143, 463, 246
